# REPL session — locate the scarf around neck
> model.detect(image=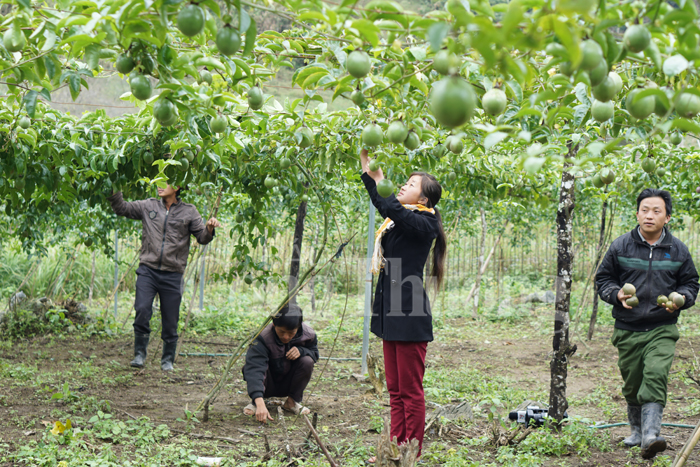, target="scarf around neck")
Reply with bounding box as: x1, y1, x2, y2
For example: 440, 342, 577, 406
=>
371, 203, 435, 275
